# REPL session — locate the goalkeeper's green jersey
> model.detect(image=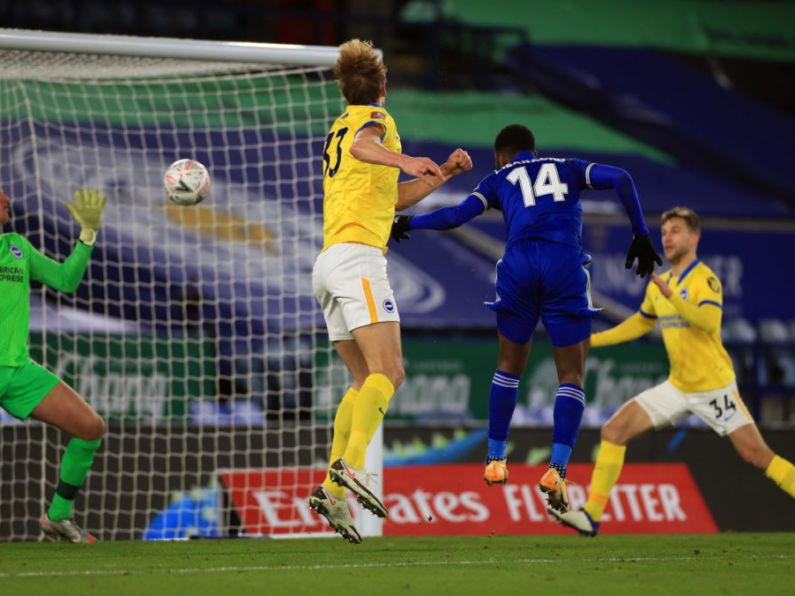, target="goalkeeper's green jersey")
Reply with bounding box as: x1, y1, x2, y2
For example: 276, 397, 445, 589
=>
0, 233, 92, 366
